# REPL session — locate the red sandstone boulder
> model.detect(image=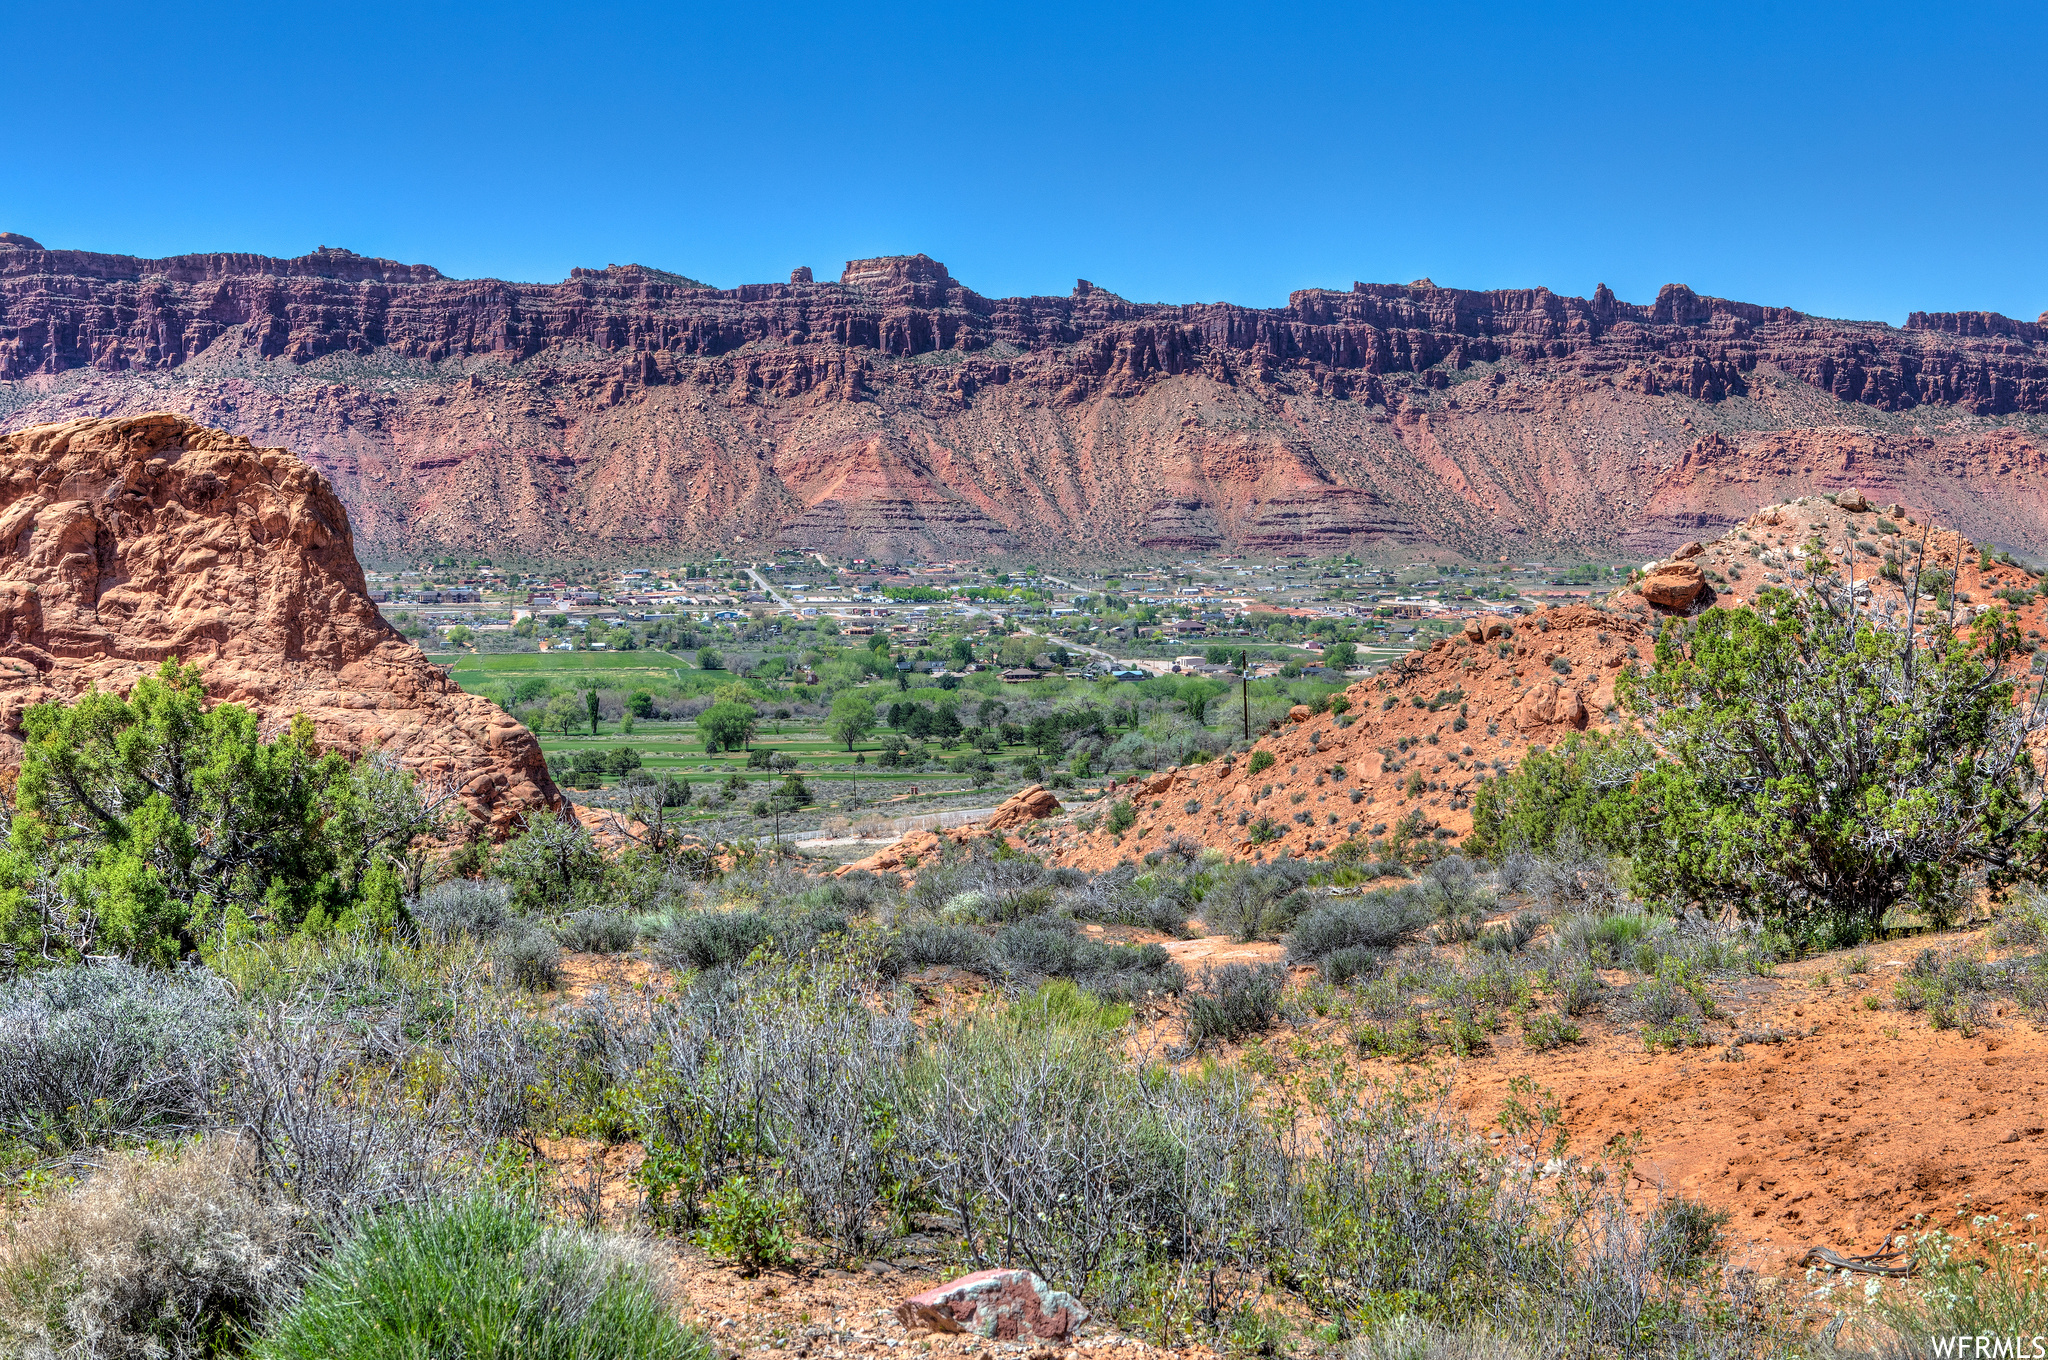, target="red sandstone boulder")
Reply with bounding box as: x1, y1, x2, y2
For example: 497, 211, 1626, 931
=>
985, 783, 1061, 830
1514, 681, 1589, 731
895, 1268, 1087, 1340
1638, 560, 1706, 608
1288, 704, 1315, 723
